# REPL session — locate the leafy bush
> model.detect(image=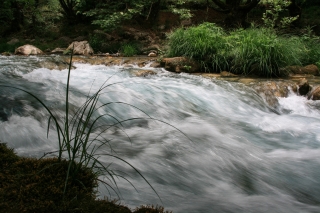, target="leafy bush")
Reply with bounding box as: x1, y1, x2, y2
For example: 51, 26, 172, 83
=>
0, 40, 24, 53
121, 43, 139, 57
167, 22, 231, 71
89, 33, 107, 53
230, 27, 303, 77
299, 30, 320, 66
